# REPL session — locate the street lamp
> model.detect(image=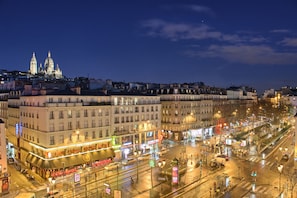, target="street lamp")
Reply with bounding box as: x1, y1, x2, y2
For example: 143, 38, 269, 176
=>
48, 177, 56, 195
134, 150, 141, 182
158, 160, 166, 194
62, 162, 65, 191
278, 164, 283, 192
158, 160, 166, 173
